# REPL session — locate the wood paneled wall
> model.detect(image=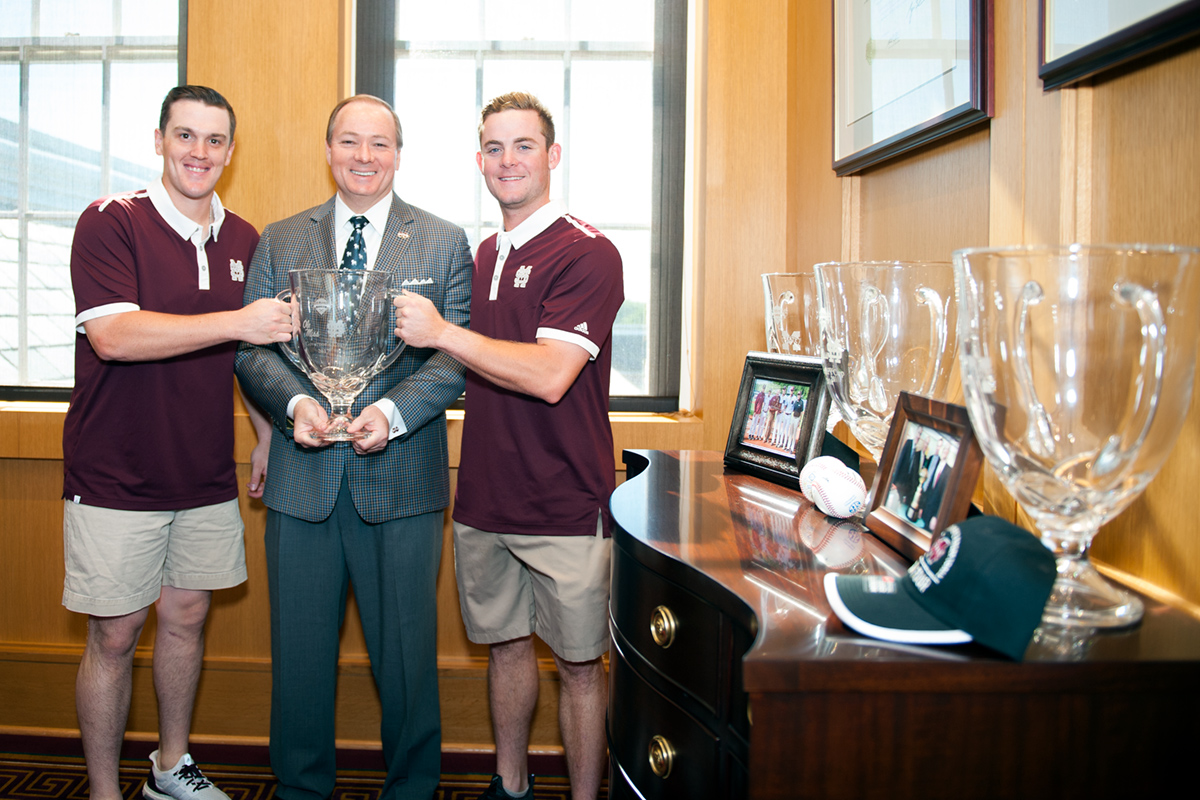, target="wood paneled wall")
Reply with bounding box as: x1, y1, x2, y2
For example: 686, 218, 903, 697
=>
4, 0, 1200, 751
1080, 44, 1200, 602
